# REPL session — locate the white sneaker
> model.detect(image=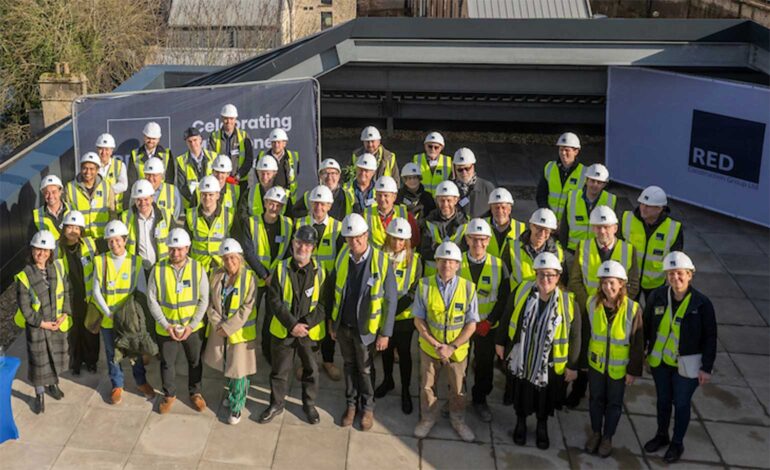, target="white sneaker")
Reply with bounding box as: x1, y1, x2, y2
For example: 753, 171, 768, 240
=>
228, 410, 241, 425
451, 420, 475, 442
414, 418, 436, 439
